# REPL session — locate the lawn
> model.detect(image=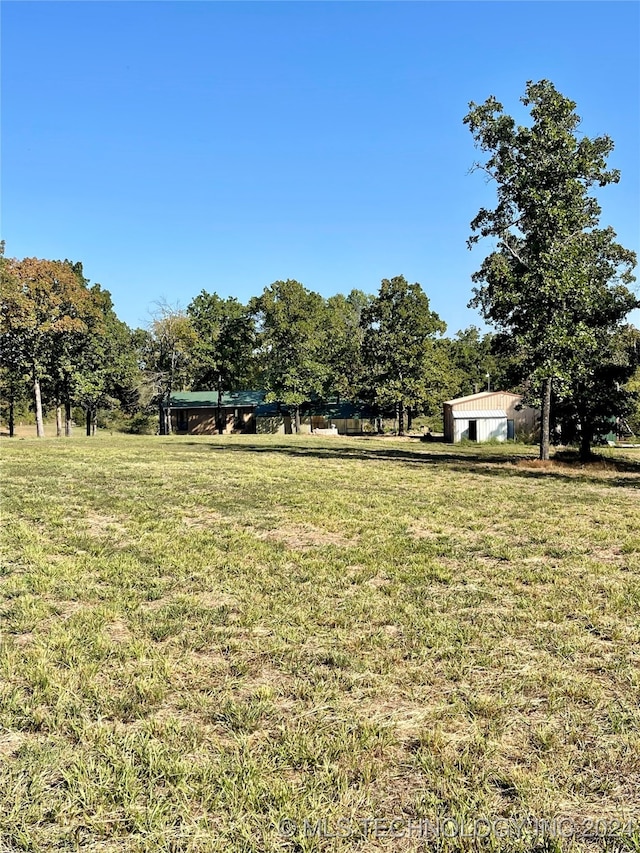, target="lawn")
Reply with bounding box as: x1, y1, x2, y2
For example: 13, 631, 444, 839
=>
1, 434, 639, 852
